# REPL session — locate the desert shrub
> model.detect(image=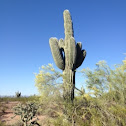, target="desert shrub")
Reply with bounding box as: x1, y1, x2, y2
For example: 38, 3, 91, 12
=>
80, 58, 126, 126
81, 59, 126, 102
34, 64, 63, 114
12, 102, 40, 126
